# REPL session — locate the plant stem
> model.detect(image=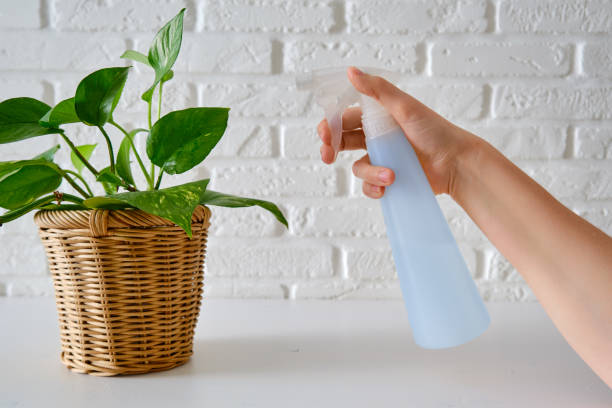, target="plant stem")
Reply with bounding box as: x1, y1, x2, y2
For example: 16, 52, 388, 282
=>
60, 171, 90, 198
150, 163, 155, 190
158, 81, 164, 121
60, 193, 85, 205
147, 82, 160, 189
154, 169, 164, 190
140, 82, 164, 190
109, 120, 153, 188
64, 169, 94, 197
0, 193, 84, 225
147, 99, 153, 129
97, 126, 115, 174
59, 132, 99, 176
